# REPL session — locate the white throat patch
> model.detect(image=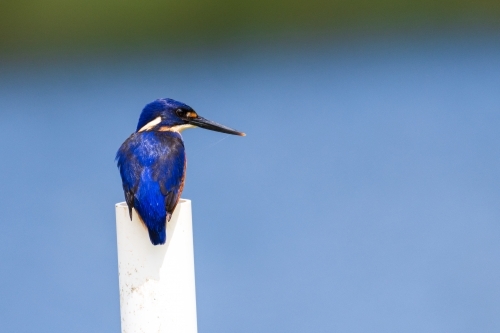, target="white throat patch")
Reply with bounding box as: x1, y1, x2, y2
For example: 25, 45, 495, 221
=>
159, 124, 196, 133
